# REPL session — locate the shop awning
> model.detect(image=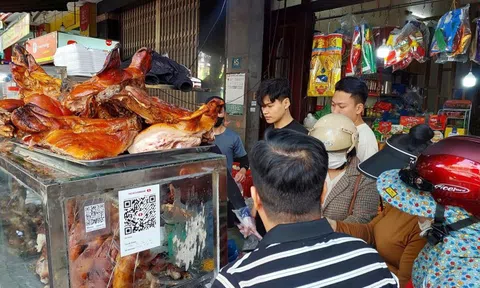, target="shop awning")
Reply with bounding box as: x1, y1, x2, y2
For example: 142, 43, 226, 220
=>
0, 0, 69, 13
